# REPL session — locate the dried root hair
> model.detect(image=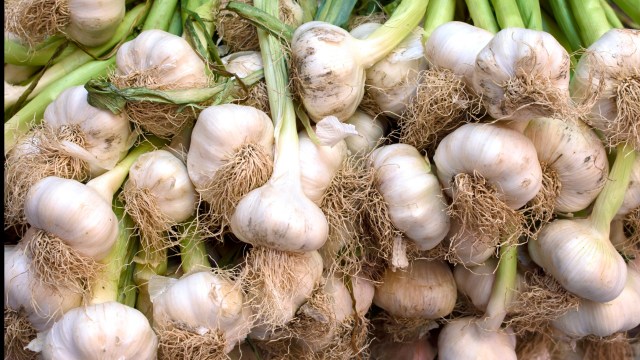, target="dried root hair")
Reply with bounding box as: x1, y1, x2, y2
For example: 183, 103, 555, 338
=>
24, 229, 99, 298
622, 207, 640, 258
4, 0, 70, 47
371, 311, 438, 343
515, 331, 556, 360
157, 321, 229, 360
4, 125, 90, 233
320, 154, 372, 277
110, 68, 209, 139
399, 68, 483, 153
358, 87, 385, 119
4, 307, 38, 360
233, 81, 271, 117
347, 12, 388, 31
215, 0, 259, 53
288, 286, 337, 350
197, 143, 273, 240
581, 333, 634, 360
506, 270, 580, 335
448, 171, 528, 248
121, 184, 178, 255
525, 161, 561, 236
240, 247, 320, 334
